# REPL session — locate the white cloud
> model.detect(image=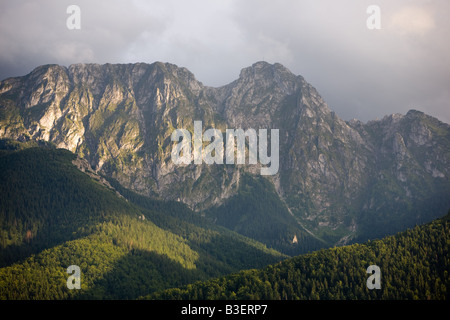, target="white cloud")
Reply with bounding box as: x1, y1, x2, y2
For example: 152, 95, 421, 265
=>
389, 5, 435, 36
